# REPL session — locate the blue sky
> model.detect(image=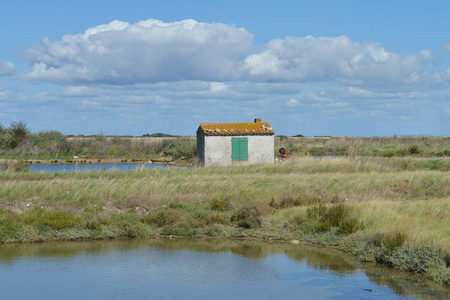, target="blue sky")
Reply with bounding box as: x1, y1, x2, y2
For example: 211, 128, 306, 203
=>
0, 0, 449, 136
